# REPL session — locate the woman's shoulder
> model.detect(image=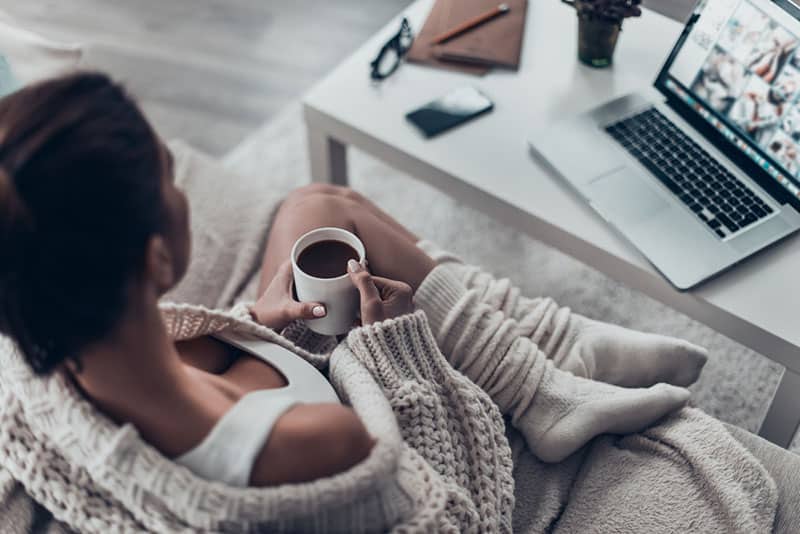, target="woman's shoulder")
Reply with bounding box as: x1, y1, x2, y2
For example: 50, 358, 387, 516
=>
248, 403, 374, 486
